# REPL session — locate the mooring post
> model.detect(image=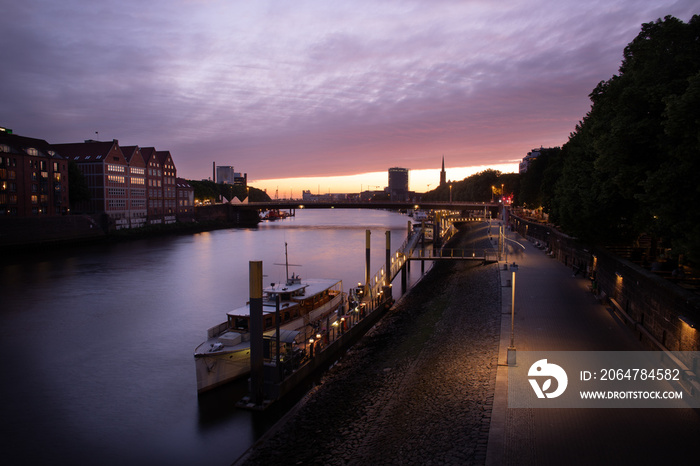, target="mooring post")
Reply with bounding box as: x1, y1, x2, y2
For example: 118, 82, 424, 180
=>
249, 261, 264, 405
401, 260, 407, 295
385, 230, 391, 286
365, 230, 371, 298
